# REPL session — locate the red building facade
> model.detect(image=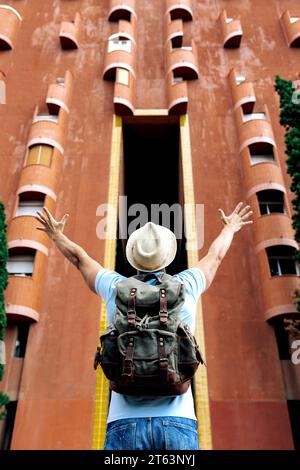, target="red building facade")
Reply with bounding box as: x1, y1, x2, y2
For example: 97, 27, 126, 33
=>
0, 0, 299, 450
